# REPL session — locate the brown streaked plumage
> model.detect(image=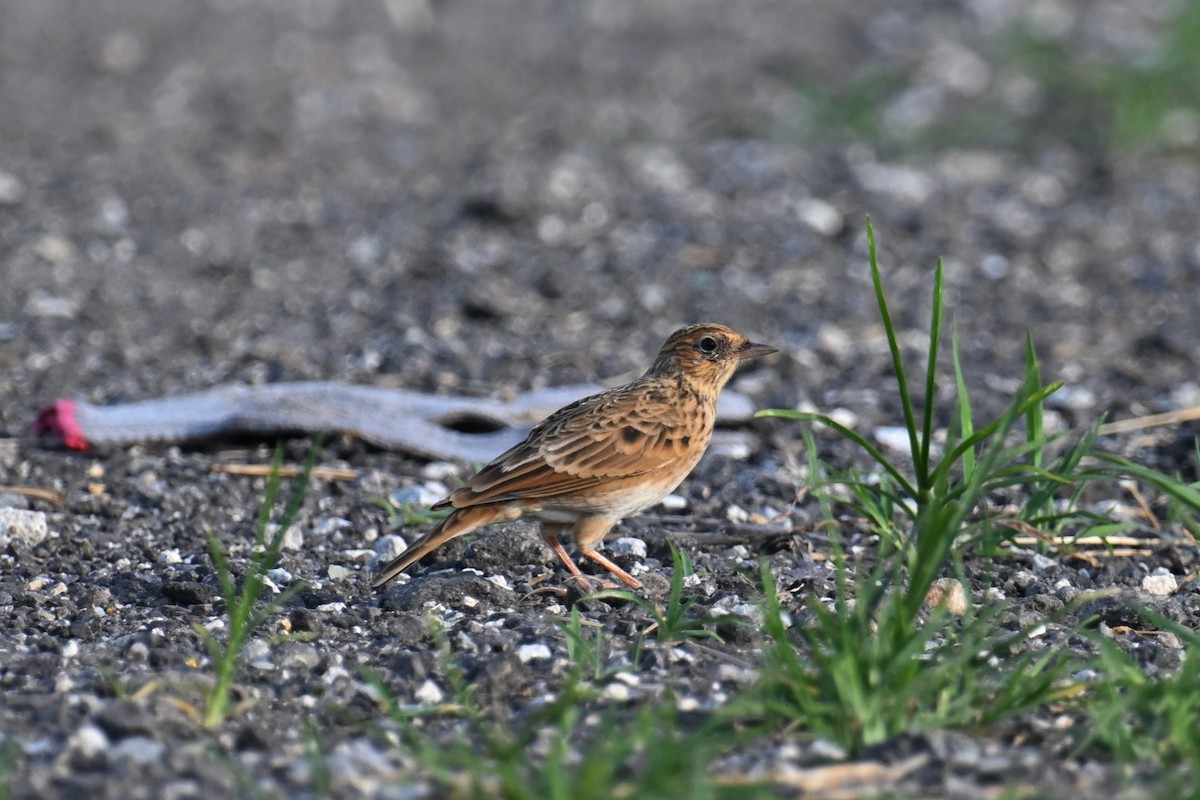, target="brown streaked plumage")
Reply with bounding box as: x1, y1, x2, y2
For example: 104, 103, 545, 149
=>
371, 324, 776, 592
